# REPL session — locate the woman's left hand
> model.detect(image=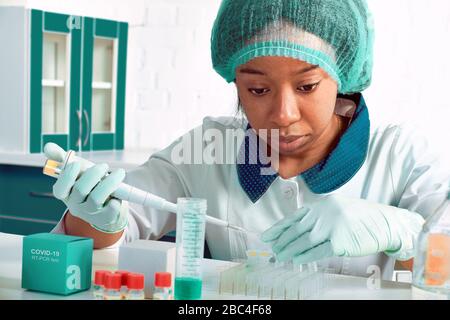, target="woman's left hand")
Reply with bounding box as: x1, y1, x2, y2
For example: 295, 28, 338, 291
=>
261, 194, 424, 264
